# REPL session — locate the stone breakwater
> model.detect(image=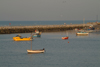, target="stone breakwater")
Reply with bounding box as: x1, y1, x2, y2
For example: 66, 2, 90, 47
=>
0, 24, 92, 34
